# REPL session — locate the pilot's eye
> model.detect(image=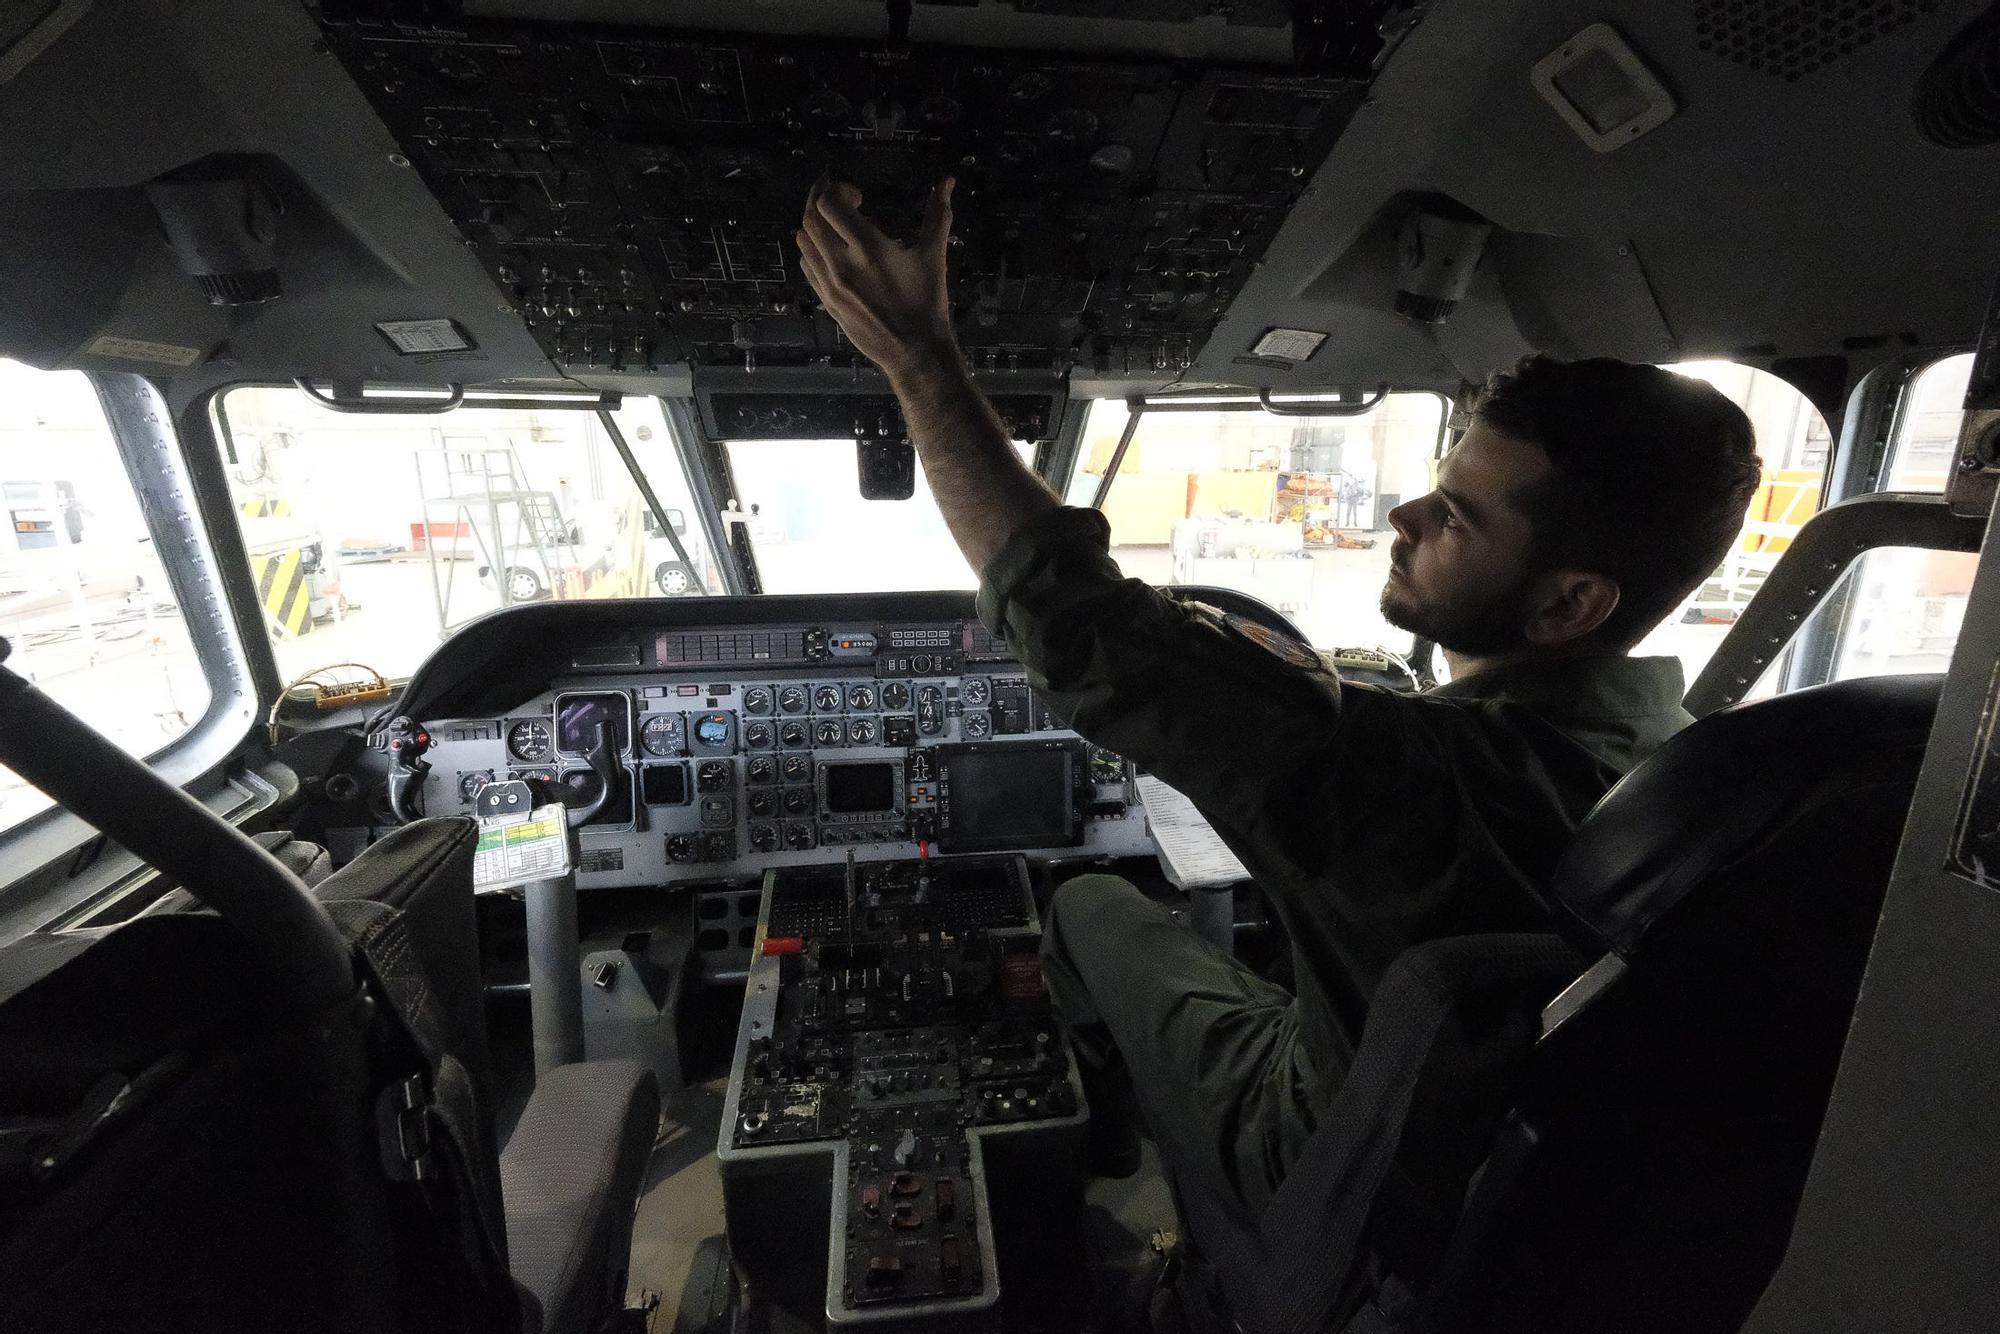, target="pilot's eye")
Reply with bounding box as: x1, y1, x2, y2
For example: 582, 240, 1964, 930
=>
1441, 508, 1463, 531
